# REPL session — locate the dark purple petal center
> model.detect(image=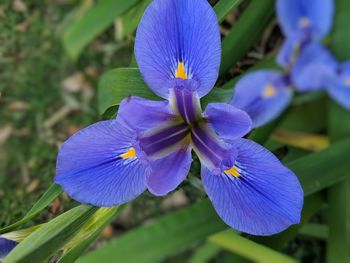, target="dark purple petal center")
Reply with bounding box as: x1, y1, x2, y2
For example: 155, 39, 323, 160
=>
139, 85, 235, 171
